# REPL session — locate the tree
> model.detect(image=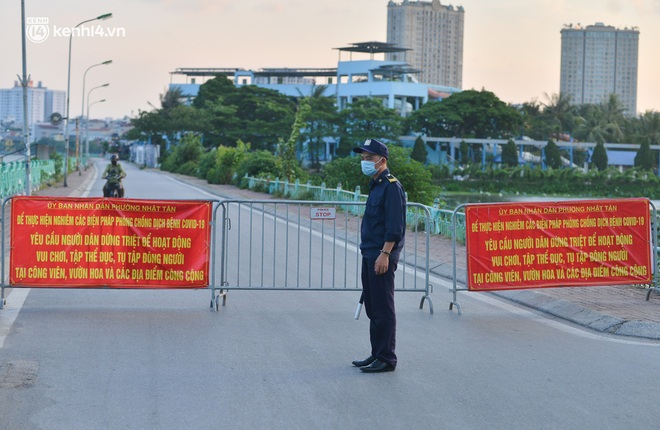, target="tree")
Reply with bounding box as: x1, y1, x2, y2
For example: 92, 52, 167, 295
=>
411, 136, 428, 164
191, 74, 237, 109
205, 140, 250, 184
406, 89, 523, 138
321, 156, 362, 192
234, 150, 281, 181
127, 100, 209, 153
336, 98, 403, 157
634, 141, 655, 171
574, 105, 609, 144
501, 139, 518, 167
299, 86, 338, 168
160, 133, 204, 175
160, 86, 184, 110
322, 145, 435, 205
635, 110, 660, 148
223, 86, 296, 151
544, 139, 562, 169
189, 76, 297, 150
542, 92, 575, 139
385, 145, 435, 205
187, 75, 243, 147
600, 94, 625, 142
592, 142, 608, 171
519, 100, 551, 140
279, 98, 311, 182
